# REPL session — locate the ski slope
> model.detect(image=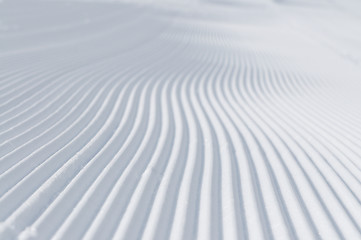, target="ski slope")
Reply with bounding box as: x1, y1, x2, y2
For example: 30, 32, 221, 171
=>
1, 0, 361, 239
